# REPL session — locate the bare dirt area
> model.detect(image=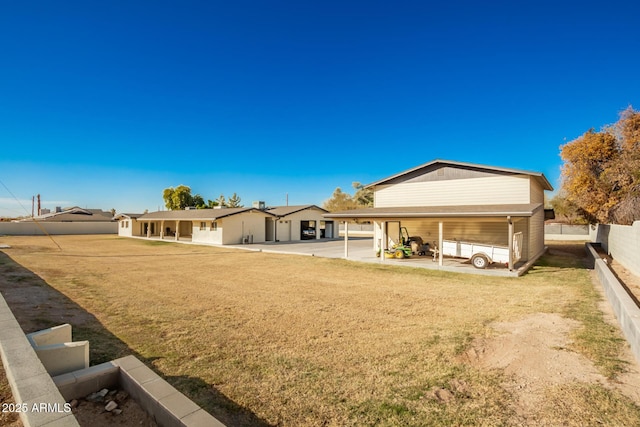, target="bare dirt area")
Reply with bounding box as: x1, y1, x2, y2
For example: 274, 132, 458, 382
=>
464, 313, 618, 425
71, 388, 157, 427
1, 236, 640, 426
